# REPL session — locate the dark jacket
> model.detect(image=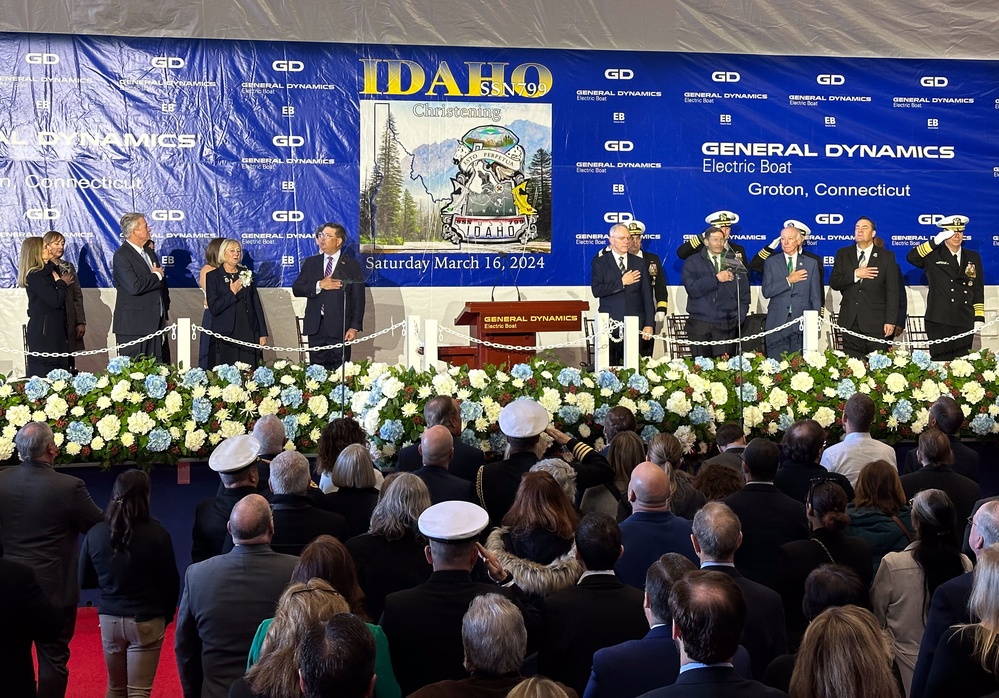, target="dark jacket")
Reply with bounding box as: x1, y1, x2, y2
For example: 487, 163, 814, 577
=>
24, 261, 70, 374
222, 493, 347, 555
773, 459, 854, 503
637, 665, 787, 698
910, 571, 974, 698
590, 250, 655, 328
901, 435, 979, 481
413, 466, 477, 505
616, 511, 697, 589
723, 483, 809, 589
346, 530, 433, 621
396, 437, 485, 482
322, 486, 379, 539
191, 484, 259, 563
682, 248, 750, 328
205, 265, 268, 339
0, 556, 63, 698
291, 252, 365, 336
829, 244, 899, 334
846, 504, 915, 576
901, 467, 981, 544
